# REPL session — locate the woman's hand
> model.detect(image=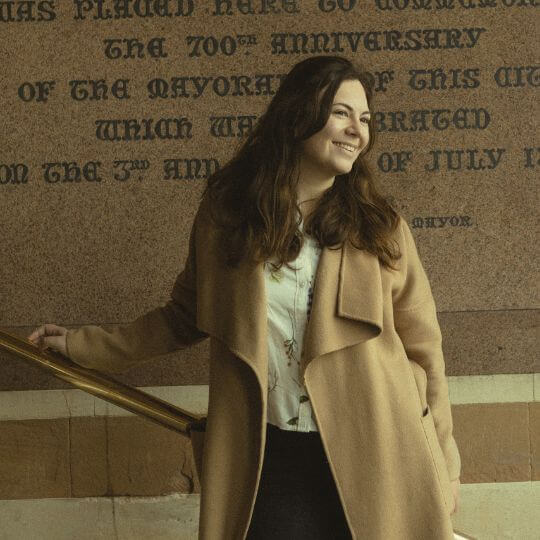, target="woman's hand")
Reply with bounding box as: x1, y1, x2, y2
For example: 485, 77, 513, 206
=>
450, 477, 460, 515
27, 324, 68, 357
